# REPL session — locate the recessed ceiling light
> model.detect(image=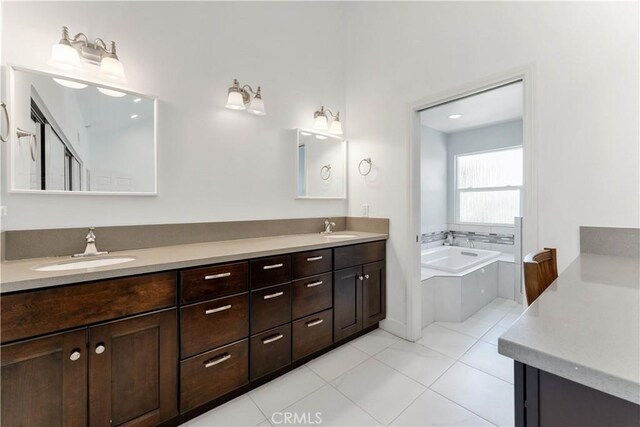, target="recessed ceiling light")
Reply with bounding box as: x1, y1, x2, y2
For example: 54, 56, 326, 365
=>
130, 114, 138, 119
448, 113, 463, 119
315, 135, 328, 140
133, 98, 142, 103
300, 131, 312, 136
